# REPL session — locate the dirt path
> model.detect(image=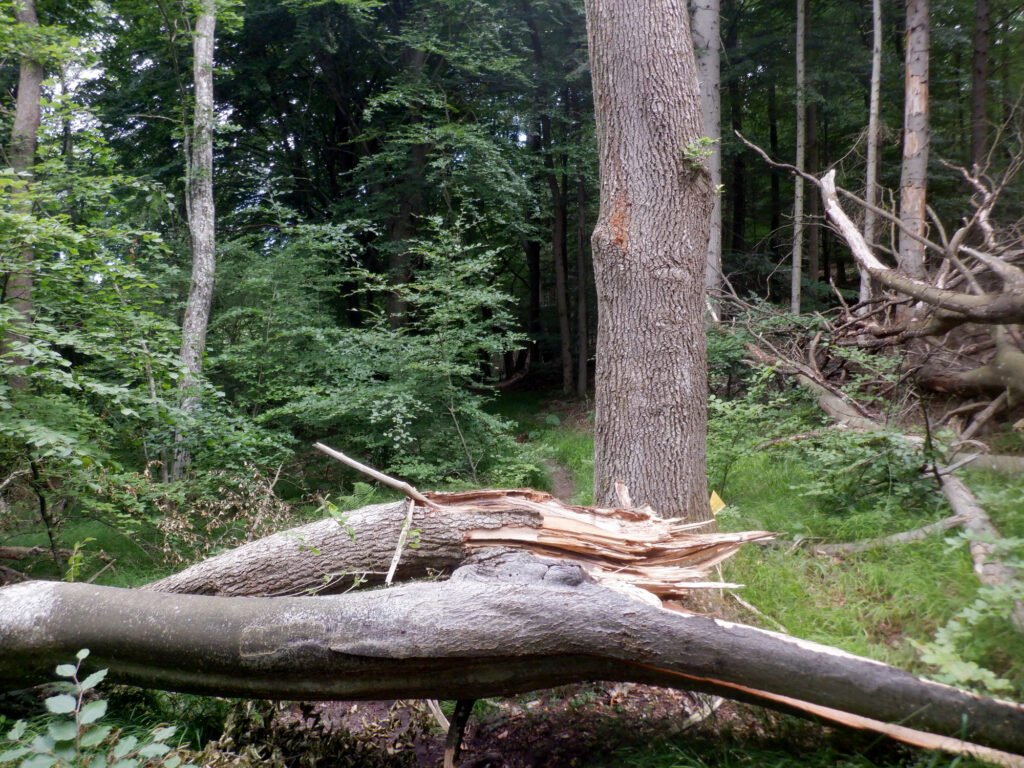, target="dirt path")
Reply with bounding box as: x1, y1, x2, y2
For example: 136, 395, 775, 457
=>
542, 460, 576, 503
